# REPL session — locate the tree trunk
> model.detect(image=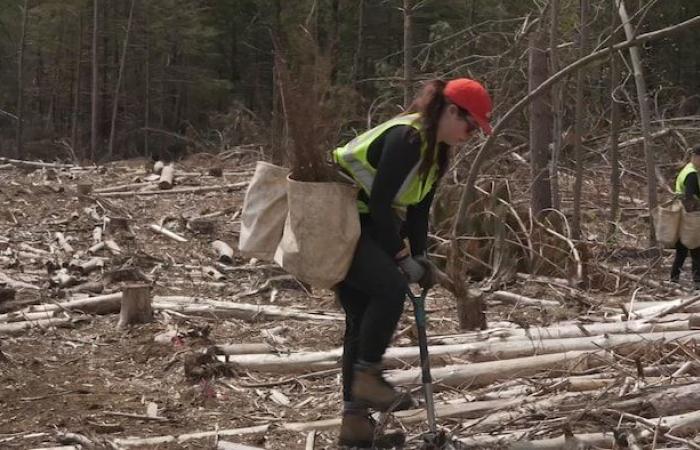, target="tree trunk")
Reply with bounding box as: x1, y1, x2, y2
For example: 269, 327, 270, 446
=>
616, 0, 658, 245
143, 0, 150, 157
350, 0, 364, 87
91, 0, 100, 161
528, 28, 552, 215
571, 0, 589, 241
402, 0, 413, 108
71, 12, 83, 162
549, 0, 562, 210
107, 0, 135, 160
118, 284, 152, 328
609, 4, 622, 237
16, 0, 29, 159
